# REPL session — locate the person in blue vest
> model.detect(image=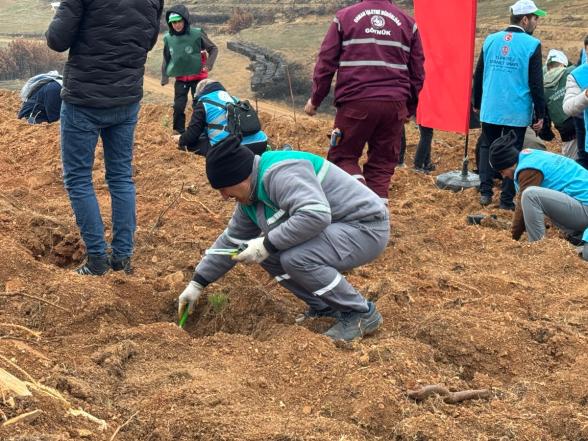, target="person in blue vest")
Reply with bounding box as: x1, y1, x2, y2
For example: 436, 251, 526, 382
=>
489, 131, 588, 261
473, 0, 546, 210
161, 5, 218, 135
17, 72, 62, 124
176, 79, 268, 156
176, 140, 389, 341
563, 35, 588, 170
